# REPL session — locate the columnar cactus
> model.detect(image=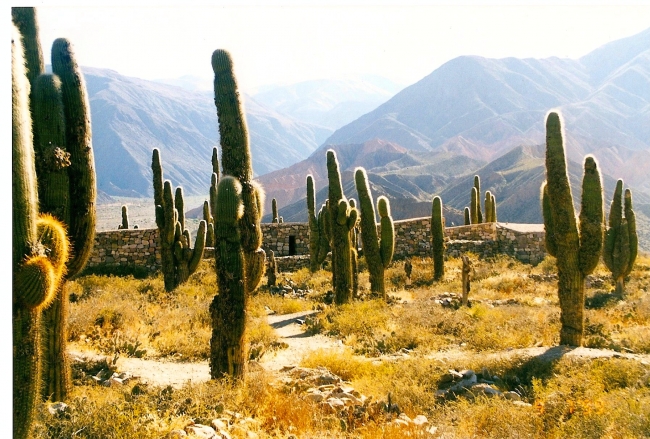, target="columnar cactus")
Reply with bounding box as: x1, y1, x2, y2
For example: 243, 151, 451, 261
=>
12, 24, 70, 439
354, 168, 395, 298
210, 176, 248, 379
491, 193, 497, 223
317, 202, 331, 267
484, 191, 493, 223
29, 33, 97, 401
541, 111, 604, 346
461, 254, 472, 307
603, 180, 638, 295
272, 198, 279, 223
464, 207, 470, 226
267, 250, 278, 288
348, 198, 360, 298
118, 205, 129, 229
327, 150, 358, 305
470, 187, 479, 224
431, 196, 445, 281
306, 175, 321, 272
212, 49, 265, 294
152, 148, 207, 292
474, 175, 483, 223
203, 200, 215, 247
